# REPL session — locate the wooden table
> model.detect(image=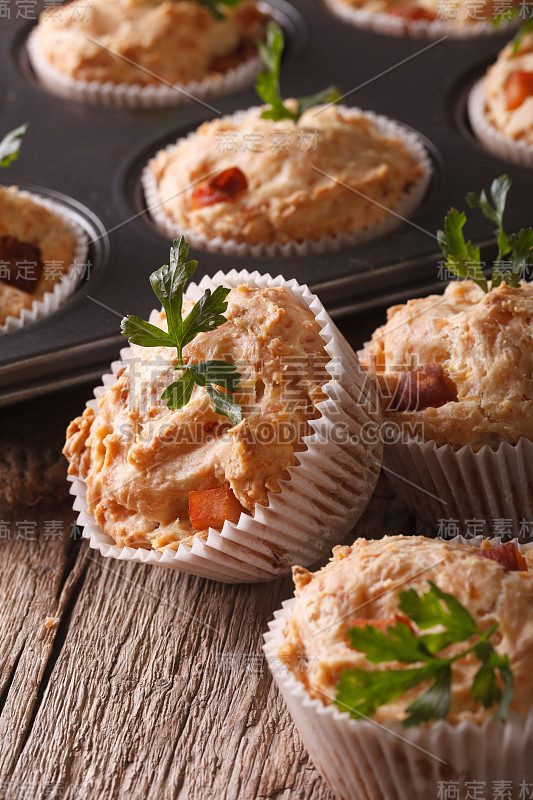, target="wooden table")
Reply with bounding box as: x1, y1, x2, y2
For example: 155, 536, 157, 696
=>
0, 317, 429, 800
